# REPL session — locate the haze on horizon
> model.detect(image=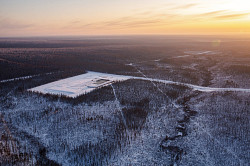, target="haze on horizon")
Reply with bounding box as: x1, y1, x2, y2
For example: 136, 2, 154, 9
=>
0, 0, 250, 37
